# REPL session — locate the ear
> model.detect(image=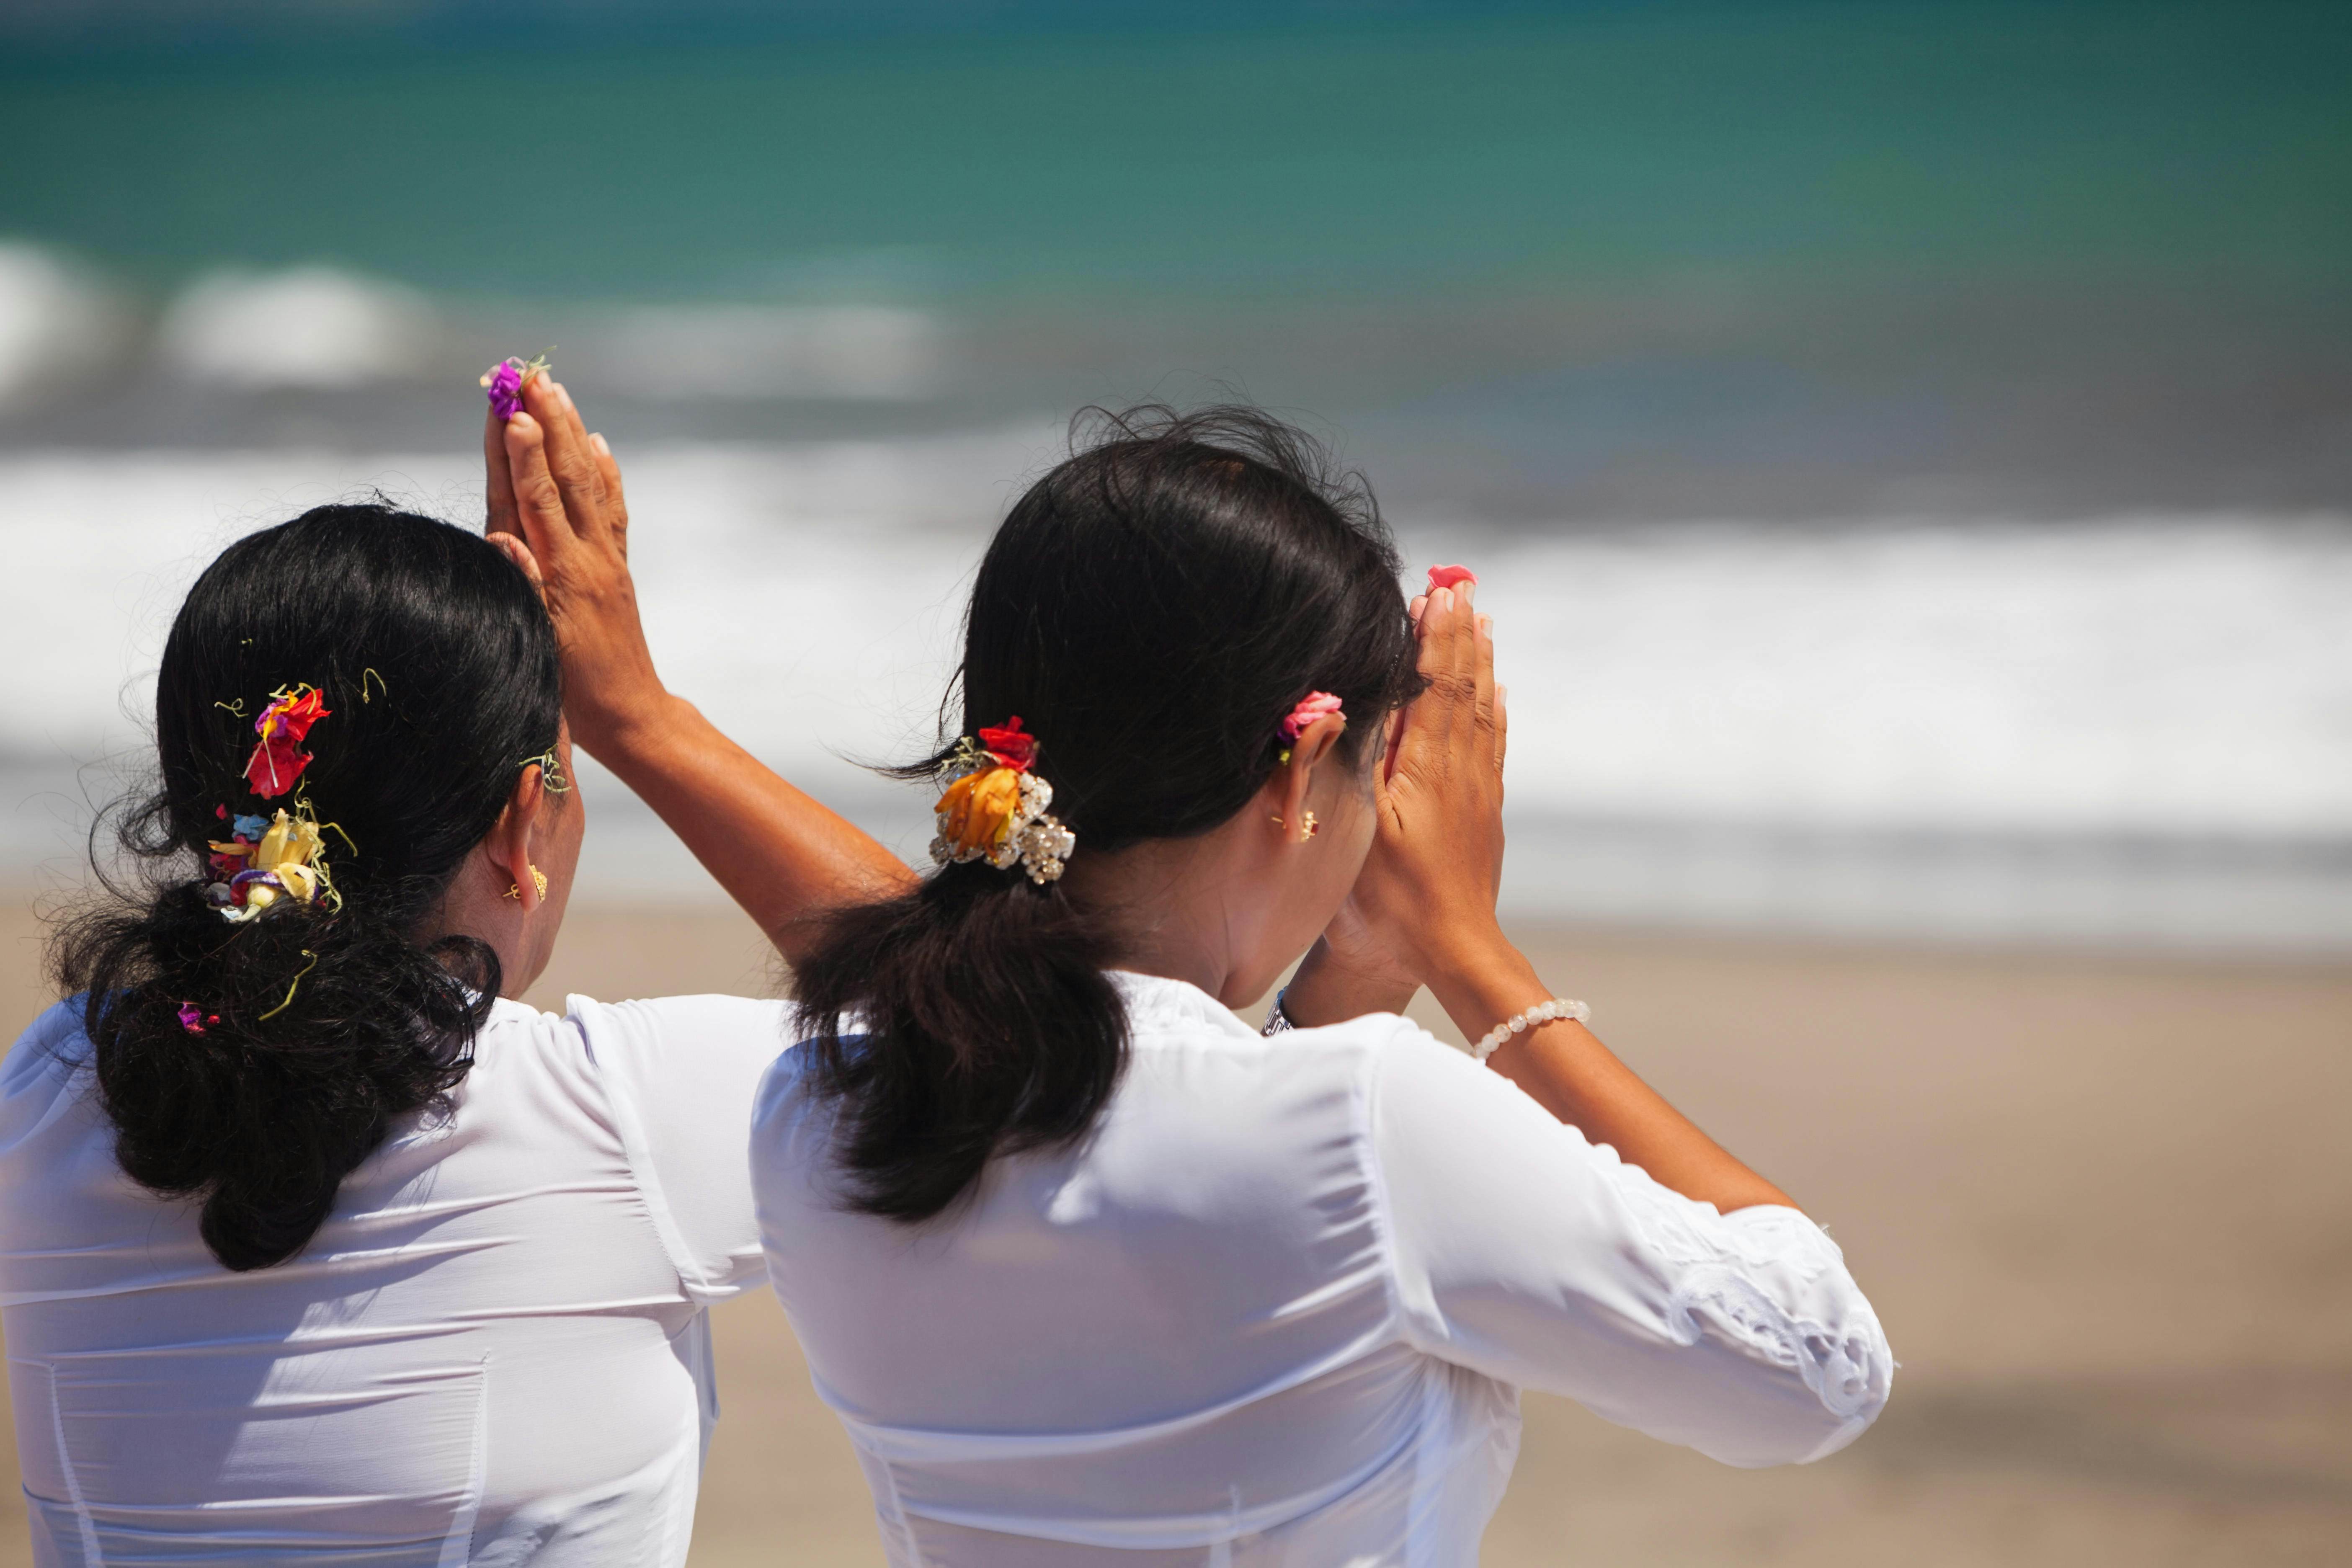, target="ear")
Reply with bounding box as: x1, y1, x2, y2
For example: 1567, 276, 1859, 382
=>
1272, 713, 1347, 843
482, 763, 548, 911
